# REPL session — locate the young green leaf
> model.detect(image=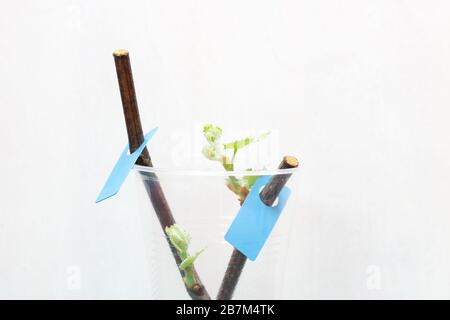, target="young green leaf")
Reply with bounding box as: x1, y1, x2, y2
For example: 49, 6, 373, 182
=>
224, 131, 270, 163
203, 123, 222, 143
202, 143, 224, 161
179, 248, 206, 271
223, 131, 270, 151
202, 124, 226, 162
